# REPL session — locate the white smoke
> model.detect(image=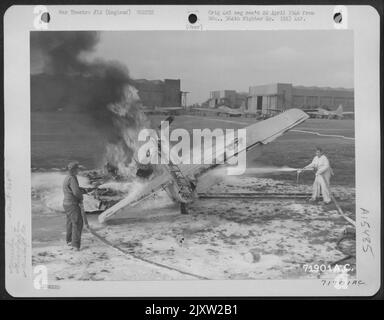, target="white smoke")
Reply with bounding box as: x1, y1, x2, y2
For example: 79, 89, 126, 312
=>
31, 172, 99, 214
207, 165, 298, 178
